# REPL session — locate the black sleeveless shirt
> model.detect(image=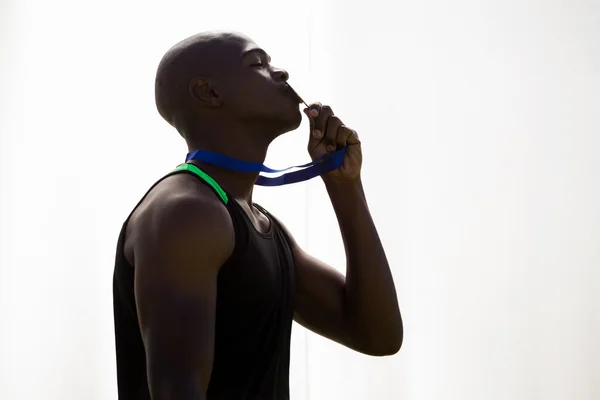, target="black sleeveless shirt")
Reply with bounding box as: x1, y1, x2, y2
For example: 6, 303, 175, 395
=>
112, 165, 296, 400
